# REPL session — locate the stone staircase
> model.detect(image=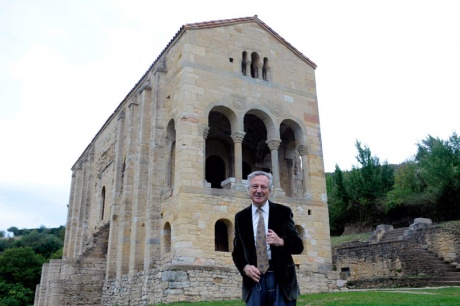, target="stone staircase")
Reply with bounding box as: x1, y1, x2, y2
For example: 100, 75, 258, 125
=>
418, 247, 460, 286
381, 228, 460, 286
378, 227, 406, 243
